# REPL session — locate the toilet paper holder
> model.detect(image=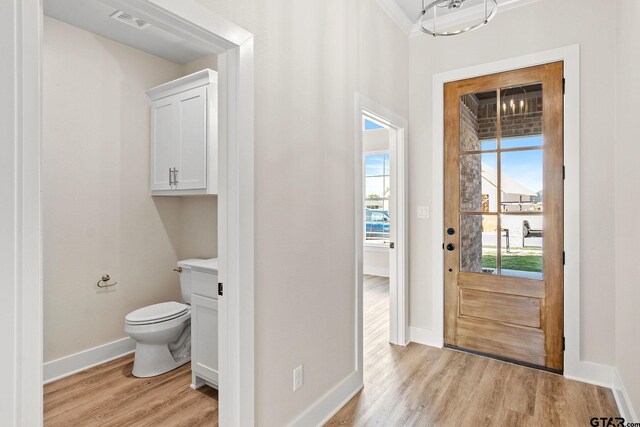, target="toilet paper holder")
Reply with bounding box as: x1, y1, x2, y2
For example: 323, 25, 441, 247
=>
97, 274, 118, 288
